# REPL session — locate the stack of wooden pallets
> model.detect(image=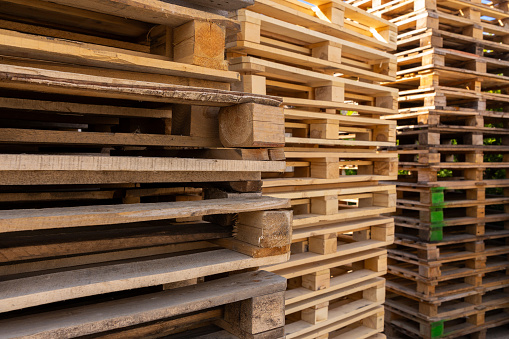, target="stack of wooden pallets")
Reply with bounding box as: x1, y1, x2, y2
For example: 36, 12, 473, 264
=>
348, 0, 509, 337
226, 1, 399, 338
0, 0, 294, 337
